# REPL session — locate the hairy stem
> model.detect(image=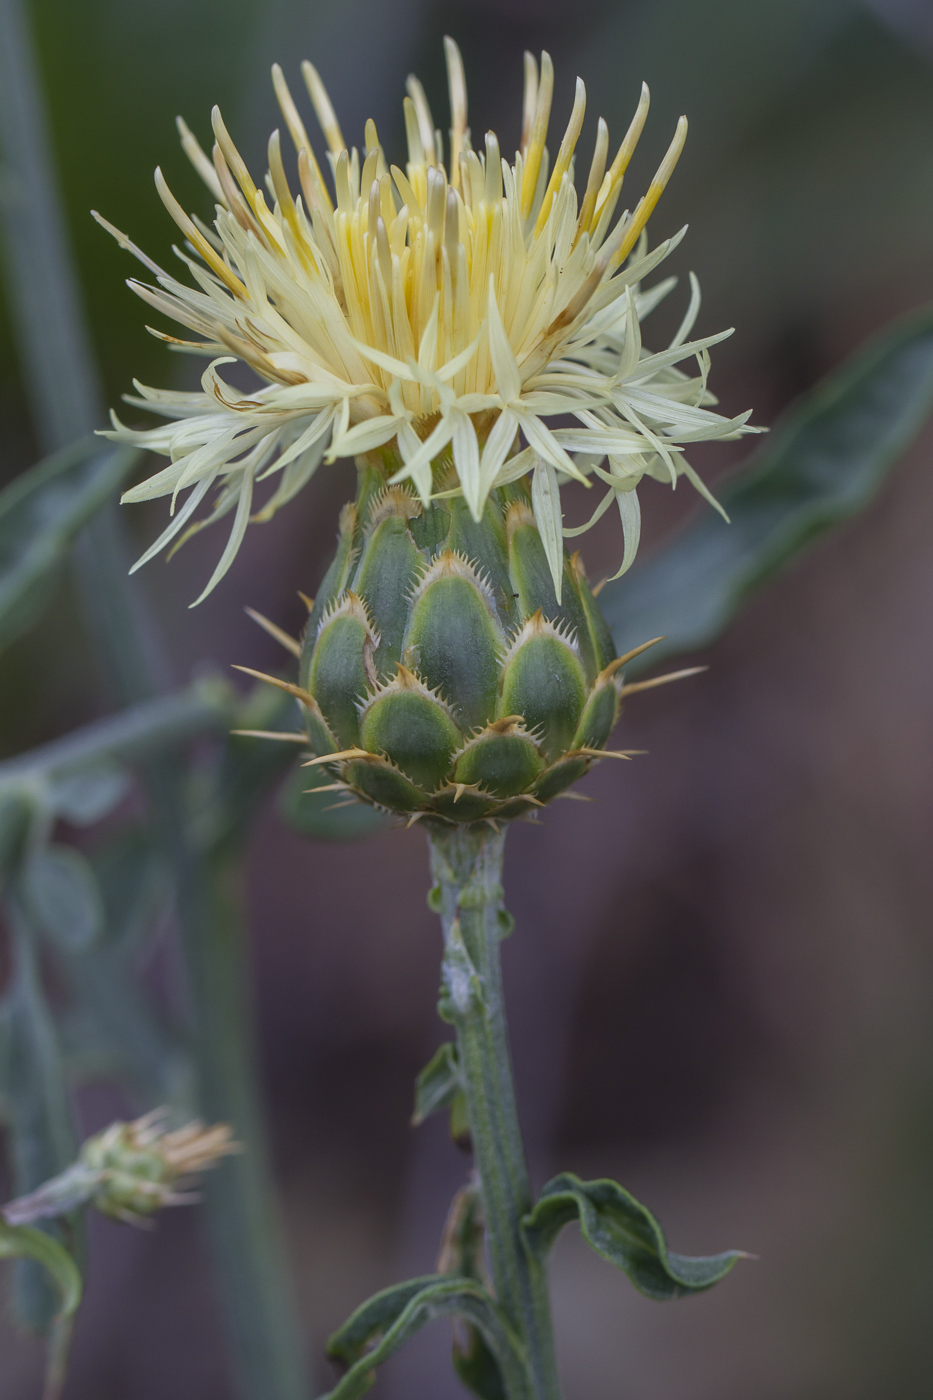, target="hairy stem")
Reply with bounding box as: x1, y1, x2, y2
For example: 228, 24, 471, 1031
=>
428, 825, 561, 1400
